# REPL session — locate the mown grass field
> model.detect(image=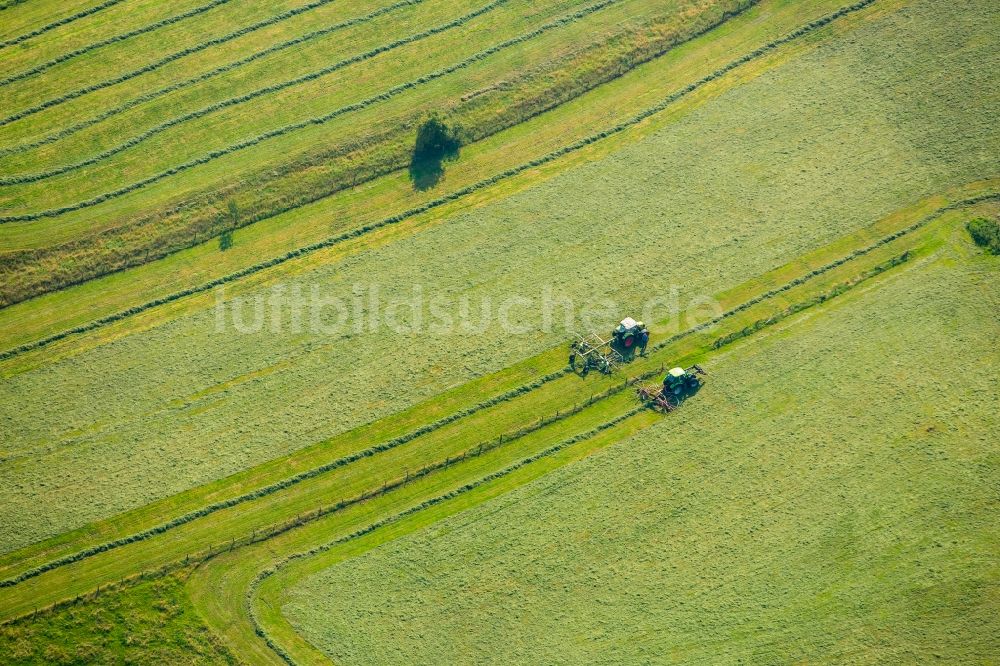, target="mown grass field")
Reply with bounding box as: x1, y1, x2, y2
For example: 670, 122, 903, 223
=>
275, 230, 999, 664
0, 0, 860, 349
0, 0, 996, 662
0, 0, 751, 306
1, 0, 995, 555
